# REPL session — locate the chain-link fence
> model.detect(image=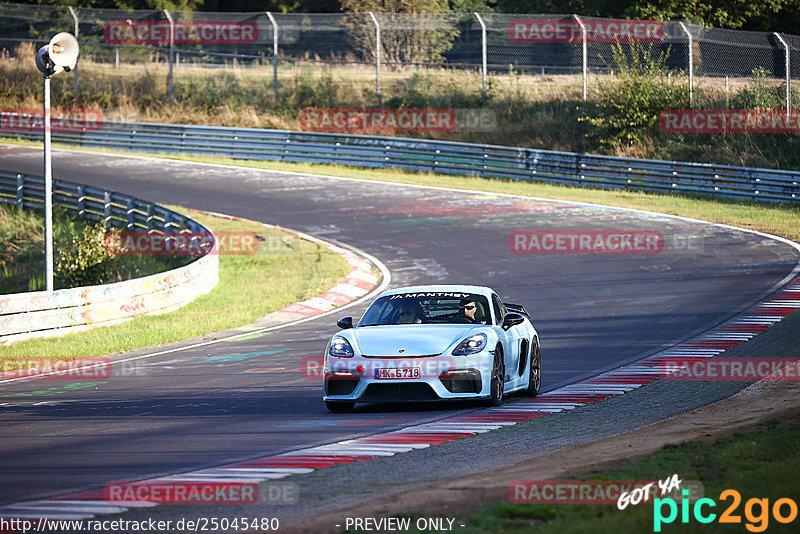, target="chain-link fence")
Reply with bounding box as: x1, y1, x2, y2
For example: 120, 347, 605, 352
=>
0, 2, 795, 109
